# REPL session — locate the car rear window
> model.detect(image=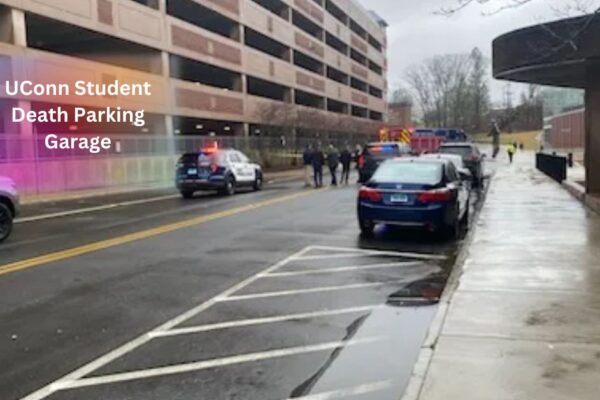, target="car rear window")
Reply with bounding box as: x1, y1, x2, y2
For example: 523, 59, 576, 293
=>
372, 161, 442, 185
439, 146, 473, 157
179, 152, 224, 165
